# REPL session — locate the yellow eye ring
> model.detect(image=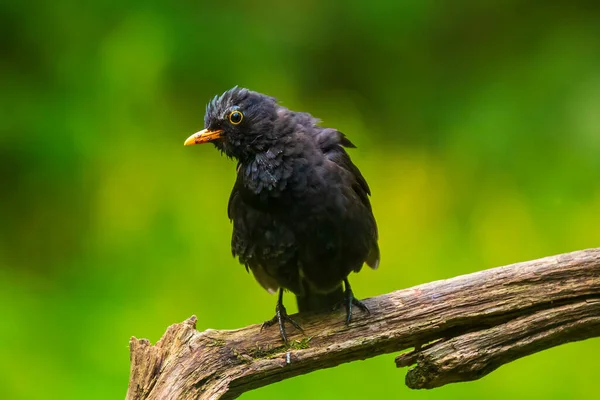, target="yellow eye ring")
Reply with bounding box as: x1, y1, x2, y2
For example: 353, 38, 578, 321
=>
228, 110, 243, 125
